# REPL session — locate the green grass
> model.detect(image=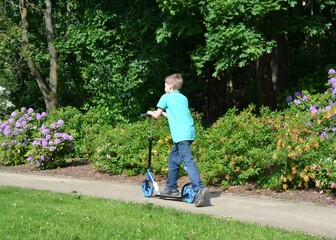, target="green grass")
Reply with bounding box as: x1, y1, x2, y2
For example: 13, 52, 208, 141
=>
0, 187, 325, 240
